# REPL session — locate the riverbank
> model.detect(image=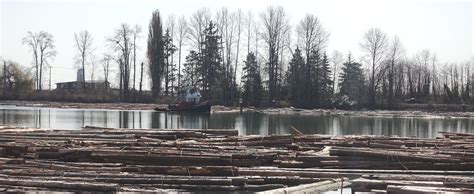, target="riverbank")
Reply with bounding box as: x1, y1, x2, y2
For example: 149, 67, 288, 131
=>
1, 100, 474, 117
0, 125, 473, 192
0, 100, 159, 110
